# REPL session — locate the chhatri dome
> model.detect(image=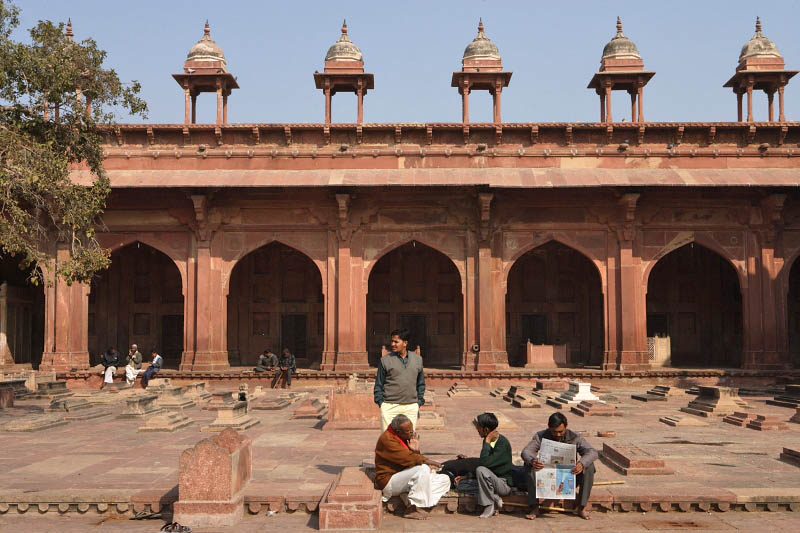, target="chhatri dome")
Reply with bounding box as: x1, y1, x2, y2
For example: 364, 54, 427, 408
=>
462, 19, 500, 62
325, 21, 363, 62
601, 17, 641, 62
186, 21, 227, 69
739, 17, 782, 63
